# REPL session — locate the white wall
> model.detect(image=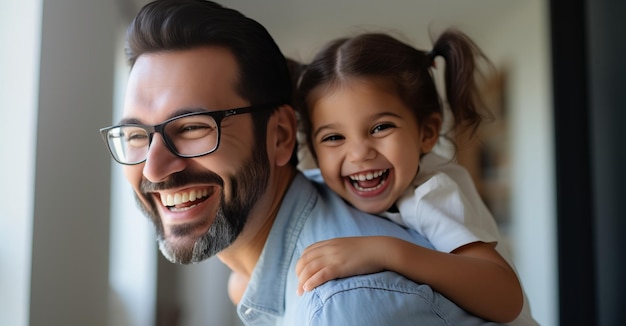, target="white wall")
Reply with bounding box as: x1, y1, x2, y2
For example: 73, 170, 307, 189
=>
27, 0, 119, 324
0, 1, 41, 325
173, 258, 238, 326
478, 2, 557, 325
